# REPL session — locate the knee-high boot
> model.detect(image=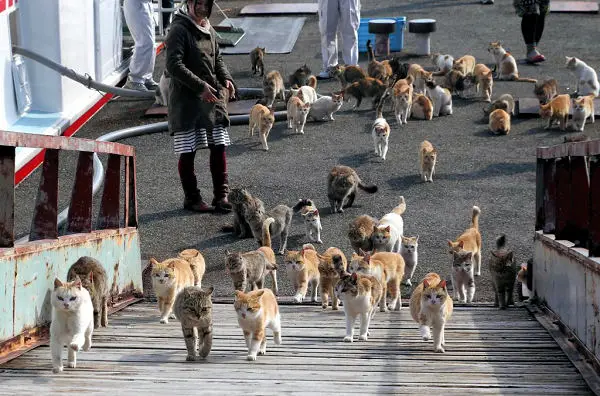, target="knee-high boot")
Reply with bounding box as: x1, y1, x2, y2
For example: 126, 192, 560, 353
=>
209, 145, 232, 213
179, 152, 211, 212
